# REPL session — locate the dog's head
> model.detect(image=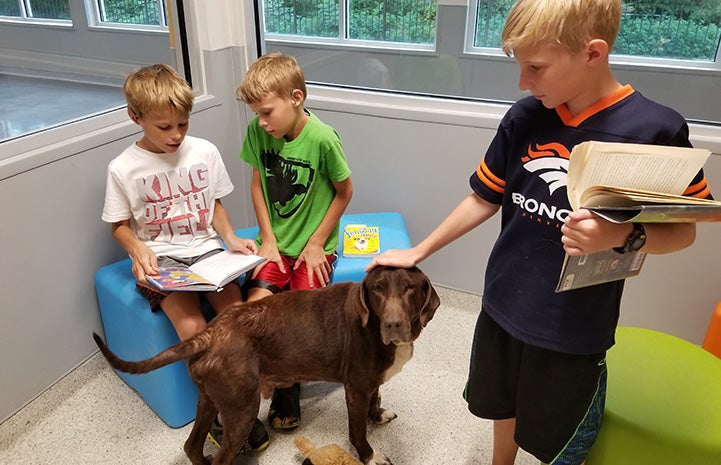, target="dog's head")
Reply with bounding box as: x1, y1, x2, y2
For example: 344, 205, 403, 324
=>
356, 266, 440, 345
